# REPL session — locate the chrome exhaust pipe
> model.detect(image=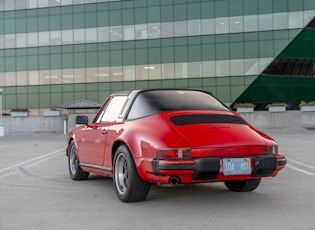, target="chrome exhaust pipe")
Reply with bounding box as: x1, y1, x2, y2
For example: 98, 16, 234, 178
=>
169, 176, 180, 185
